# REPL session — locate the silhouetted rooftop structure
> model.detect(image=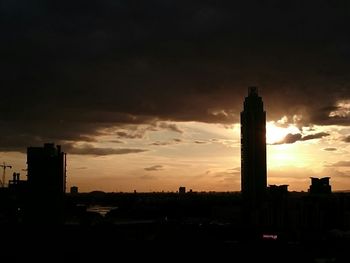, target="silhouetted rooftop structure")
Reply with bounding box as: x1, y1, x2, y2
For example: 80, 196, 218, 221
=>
70, 186, 78, 195
179, 186, 186, 194
268, 185, 289, 196
308, 177, 331, 195
8, 172, 27, 191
